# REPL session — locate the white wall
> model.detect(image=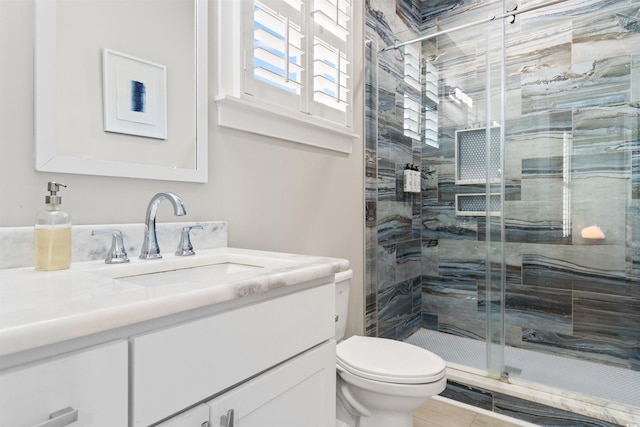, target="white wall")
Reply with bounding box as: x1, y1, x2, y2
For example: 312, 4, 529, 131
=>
0, 0, 365, 336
